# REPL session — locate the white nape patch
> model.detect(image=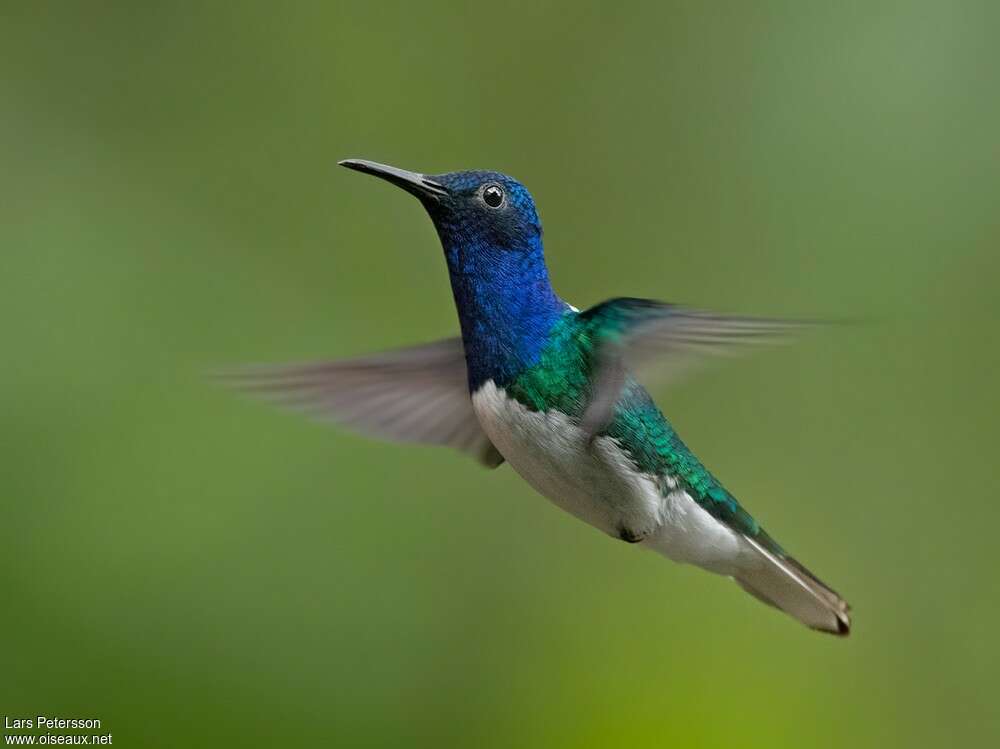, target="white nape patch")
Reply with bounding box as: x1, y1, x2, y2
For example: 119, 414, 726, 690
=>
472, 381, 749, 574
